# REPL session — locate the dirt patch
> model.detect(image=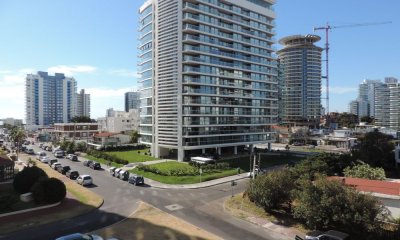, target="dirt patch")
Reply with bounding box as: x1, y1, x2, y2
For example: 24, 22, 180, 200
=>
92, 202, 222, 240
